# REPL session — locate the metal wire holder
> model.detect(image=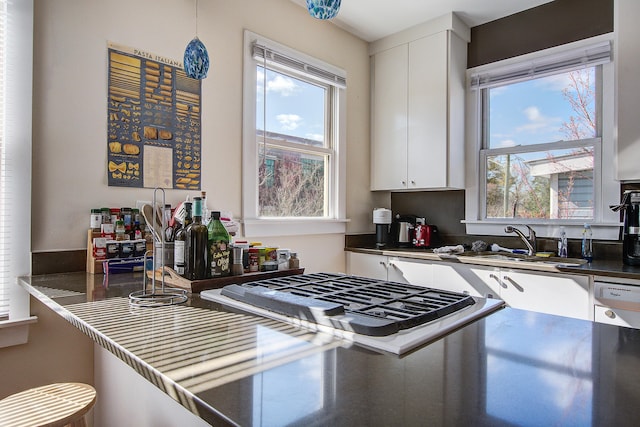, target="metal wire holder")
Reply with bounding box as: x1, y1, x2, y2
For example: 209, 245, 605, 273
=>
129, 188, 188, 307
